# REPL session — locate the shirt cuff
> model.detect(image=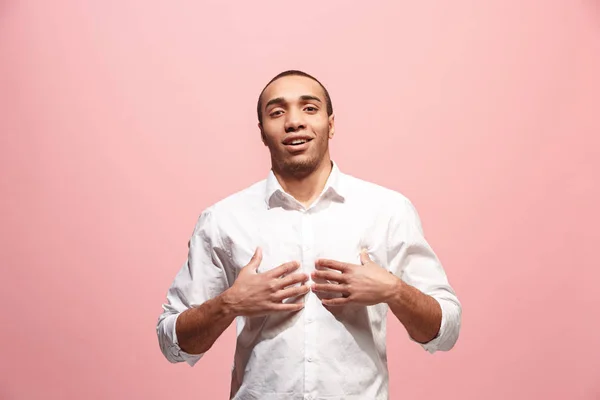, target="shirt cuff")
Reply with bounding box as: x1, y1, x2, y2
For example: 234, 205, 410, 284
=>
164, 313, 204, 367
411, 296, 460, 354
